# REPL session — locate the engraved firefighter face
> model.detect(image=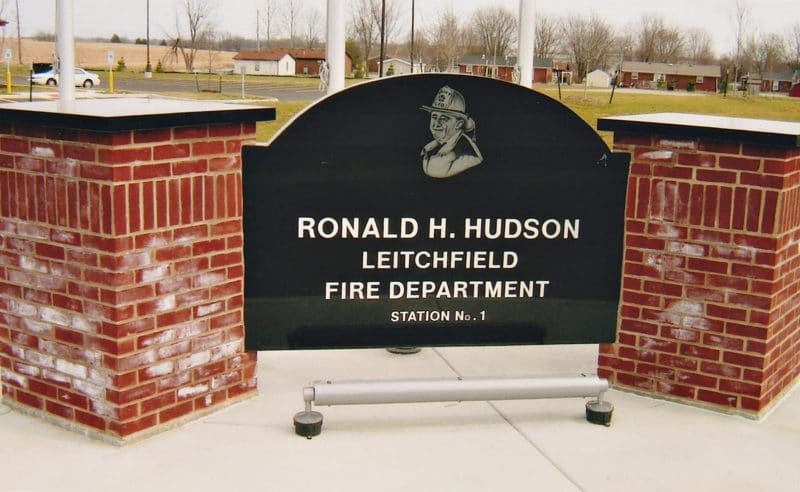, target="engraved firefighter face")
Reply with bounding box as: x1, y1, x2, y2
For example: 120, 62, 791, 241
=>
420, 85, 483, 178
424, 86, 470, 144
429, 111, 465, 144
